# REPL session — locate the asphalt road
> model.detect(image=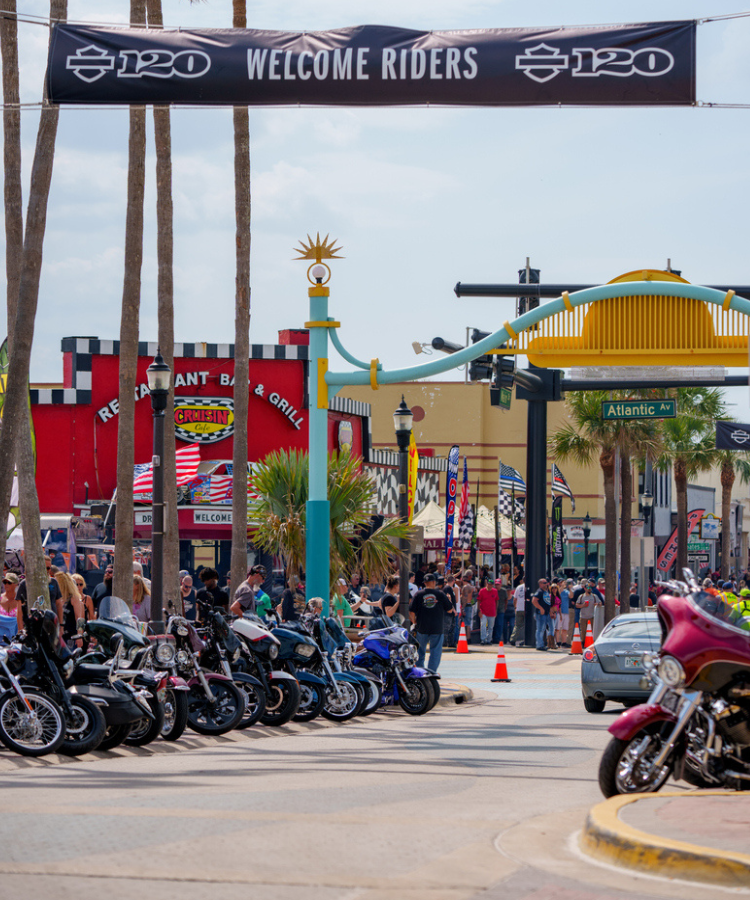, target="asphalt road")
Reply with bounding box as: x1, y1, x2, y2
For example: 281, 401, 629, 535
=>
0, 649, 737, 900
